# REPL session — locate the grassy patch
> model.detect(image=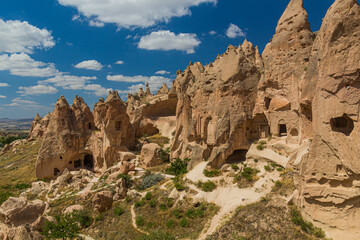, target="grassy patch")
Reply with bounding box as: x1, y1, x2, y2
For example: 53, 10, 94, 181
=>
233, 167, 259, 188
146, 134, 170, 148
196, 181, 217, 192
203, 169, 221, 177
